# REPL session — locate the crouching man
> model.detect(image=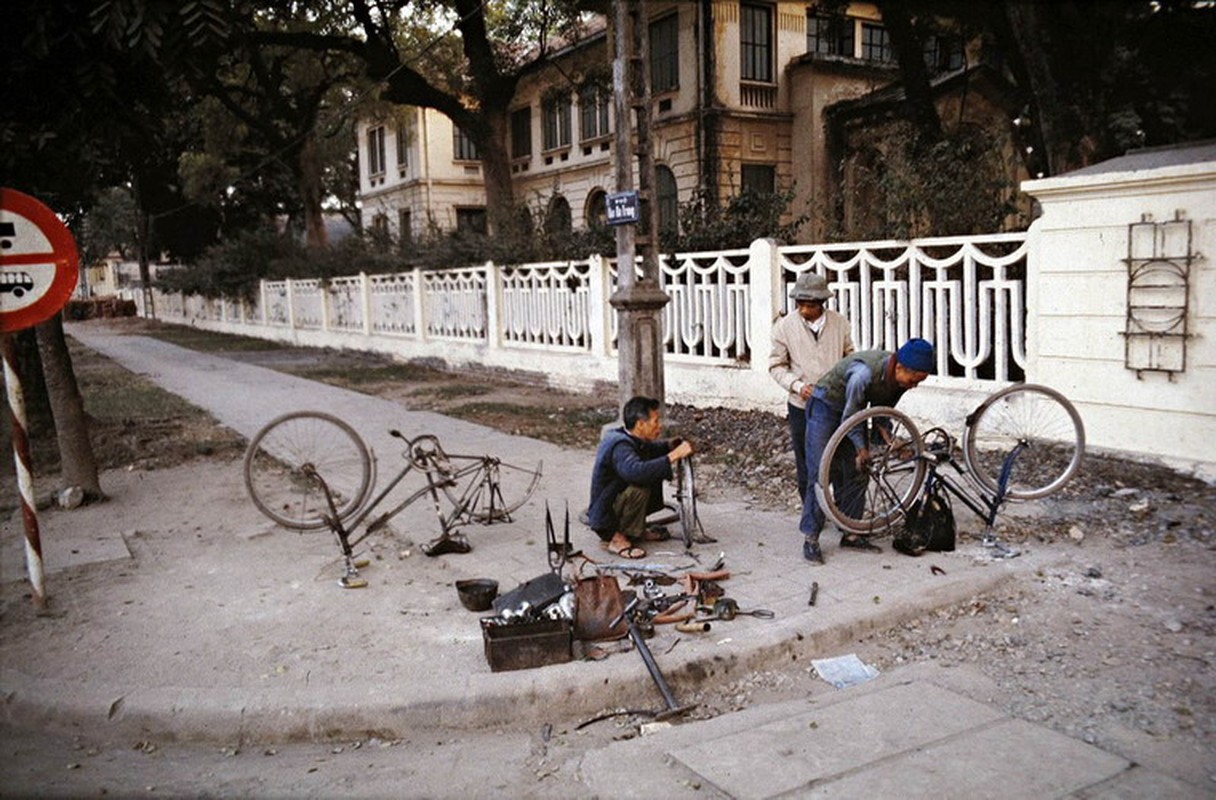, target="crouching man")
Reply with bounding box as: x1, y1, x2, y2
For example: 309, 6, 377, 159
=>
586, 396, 693, 559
